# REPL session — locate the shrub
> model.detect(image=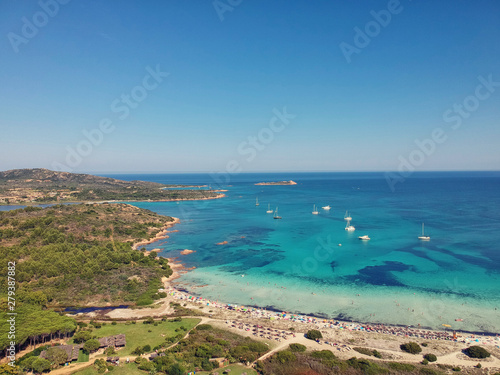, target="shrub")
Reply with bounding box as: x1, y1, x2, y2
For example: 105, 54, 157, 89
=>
388, 362, 416, 372
373, 350, 382, 358
201, 359, 214, 371
346, 357, 385, 374
83, 339, 101, 354
420, 368, 440, 375
464, 346, 490, 359
248, 342, 268, 353
310, 350, 336, 360
73, 331, 92, 343
168, 363, 185, 375
111, 321, 117, 325
476, 363, 482, 368
132, 346, 144, 355
138, 359, 155, 371
353, 347, 374, 356
424, 353, 437, 362
289, 343, 307, 352
275, 350, 296, 364
104, 346, 116, 355
422, 359, 429, 365
305, 329, 323, 340
400, 342, 422, 354
142, 344, 151, 353
196, 324, 212, 330
452, 366, 461, 372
